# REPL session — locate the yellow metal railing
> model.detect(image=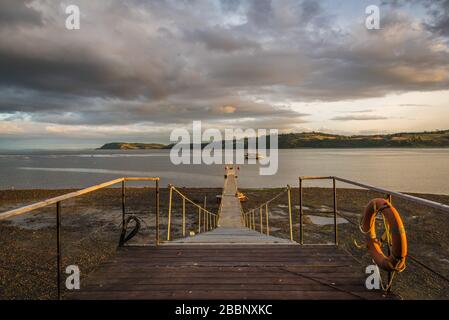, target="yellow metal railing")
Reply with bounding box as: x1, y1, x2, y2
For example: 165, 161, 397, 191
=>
242, 186, 294, 241
165, 185, 219, 241
0, 177, 160, 299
